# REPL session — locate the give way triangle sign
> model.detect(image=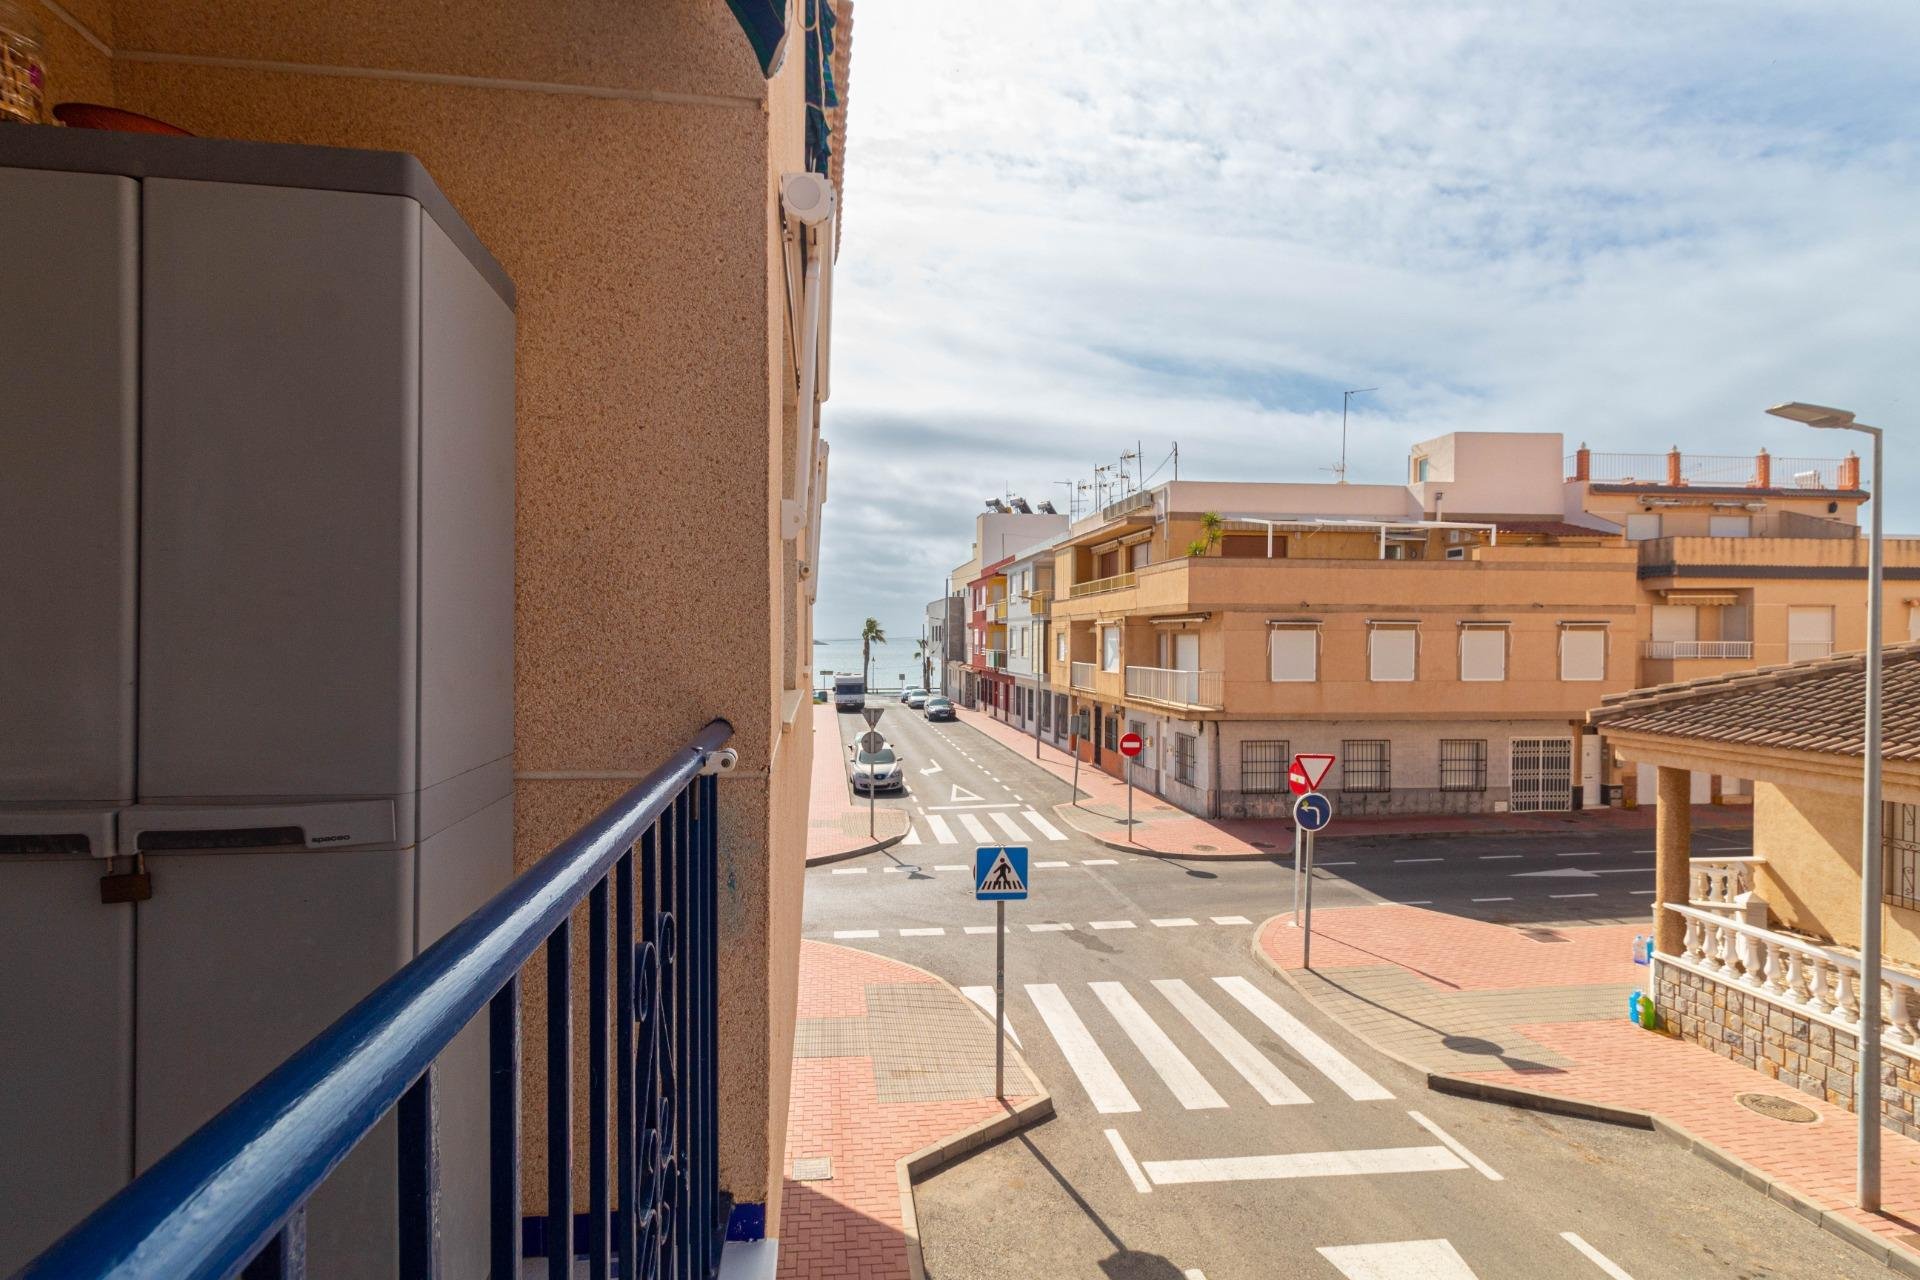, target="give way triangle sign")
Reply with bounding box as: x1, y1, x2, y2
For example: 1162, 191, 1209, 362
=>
1289, 753, 1337, 795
